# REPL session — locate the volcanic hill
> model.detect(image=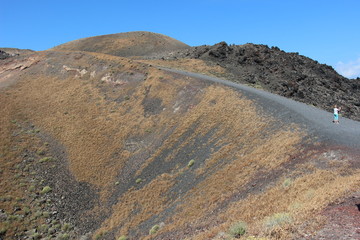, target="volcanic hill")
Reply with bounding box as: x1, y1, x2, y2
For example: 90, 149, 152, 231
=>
52, 31, 190, 58
0, 32, 359, 240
